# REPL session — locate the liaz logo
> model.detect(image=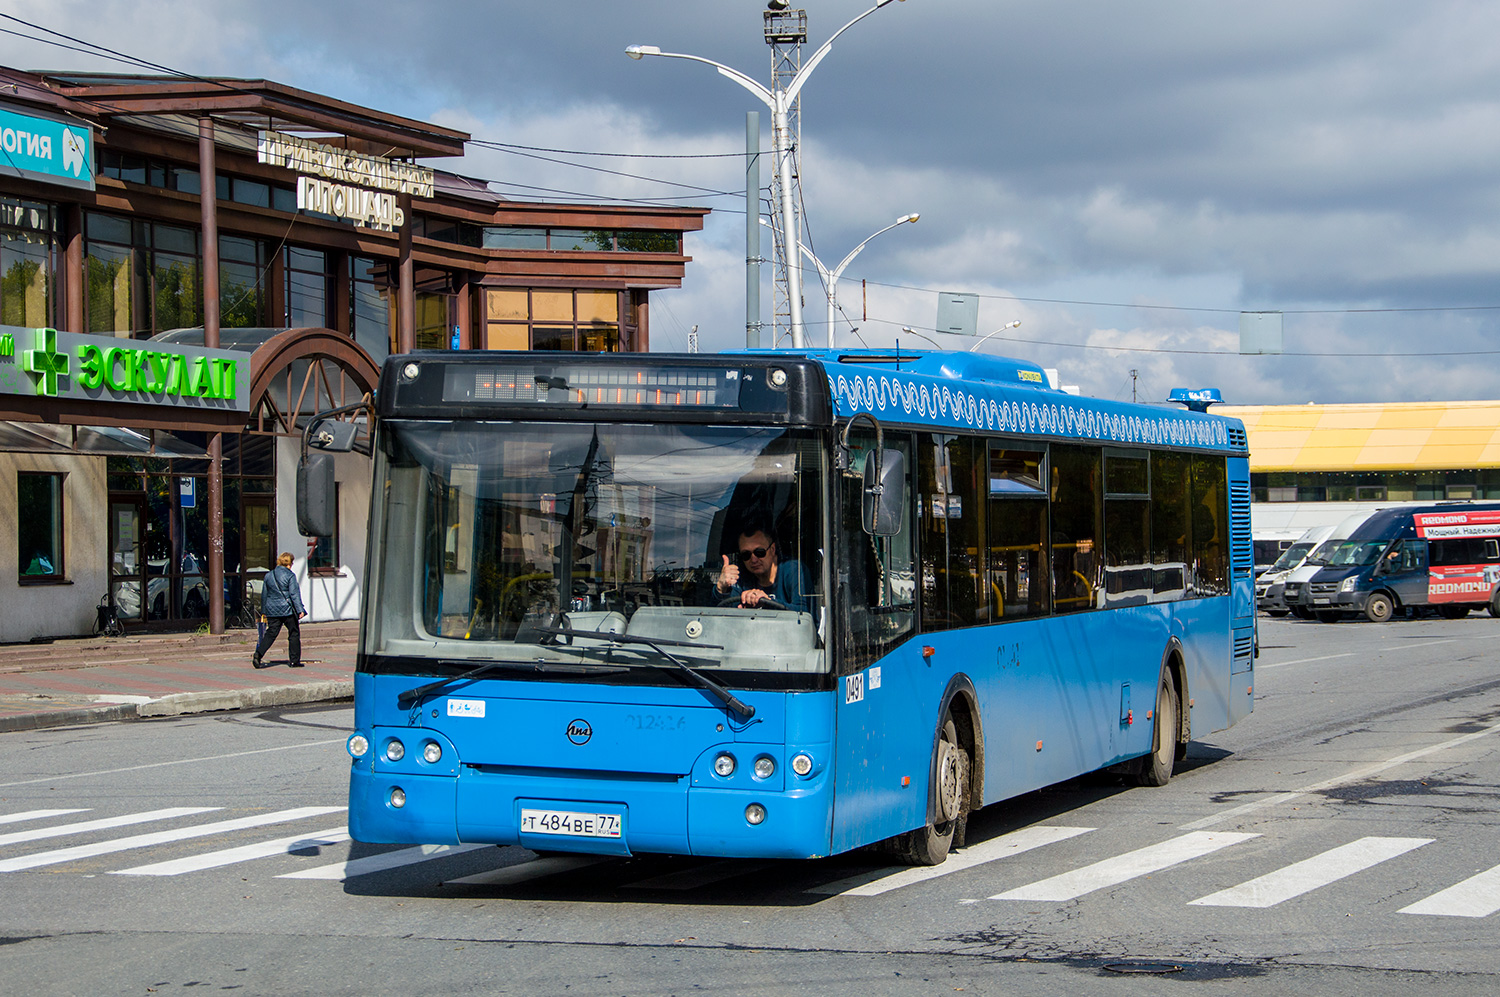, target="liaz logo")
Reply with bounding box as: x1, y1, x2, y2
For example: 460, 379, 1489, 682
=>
565, 719, 593, 745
